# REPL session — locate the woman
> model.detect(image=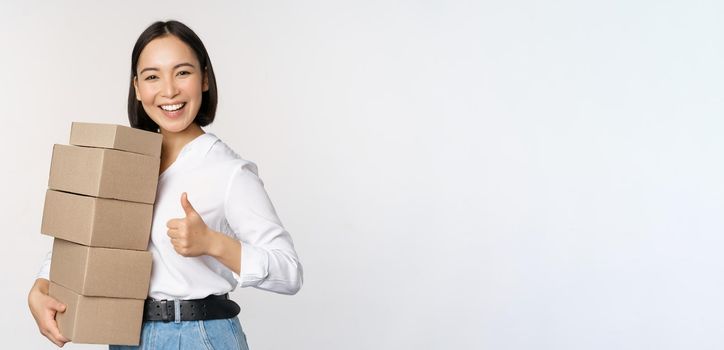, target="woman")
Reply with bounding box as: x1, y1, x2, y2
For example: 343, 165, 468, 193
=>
28, 20, 303, 349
